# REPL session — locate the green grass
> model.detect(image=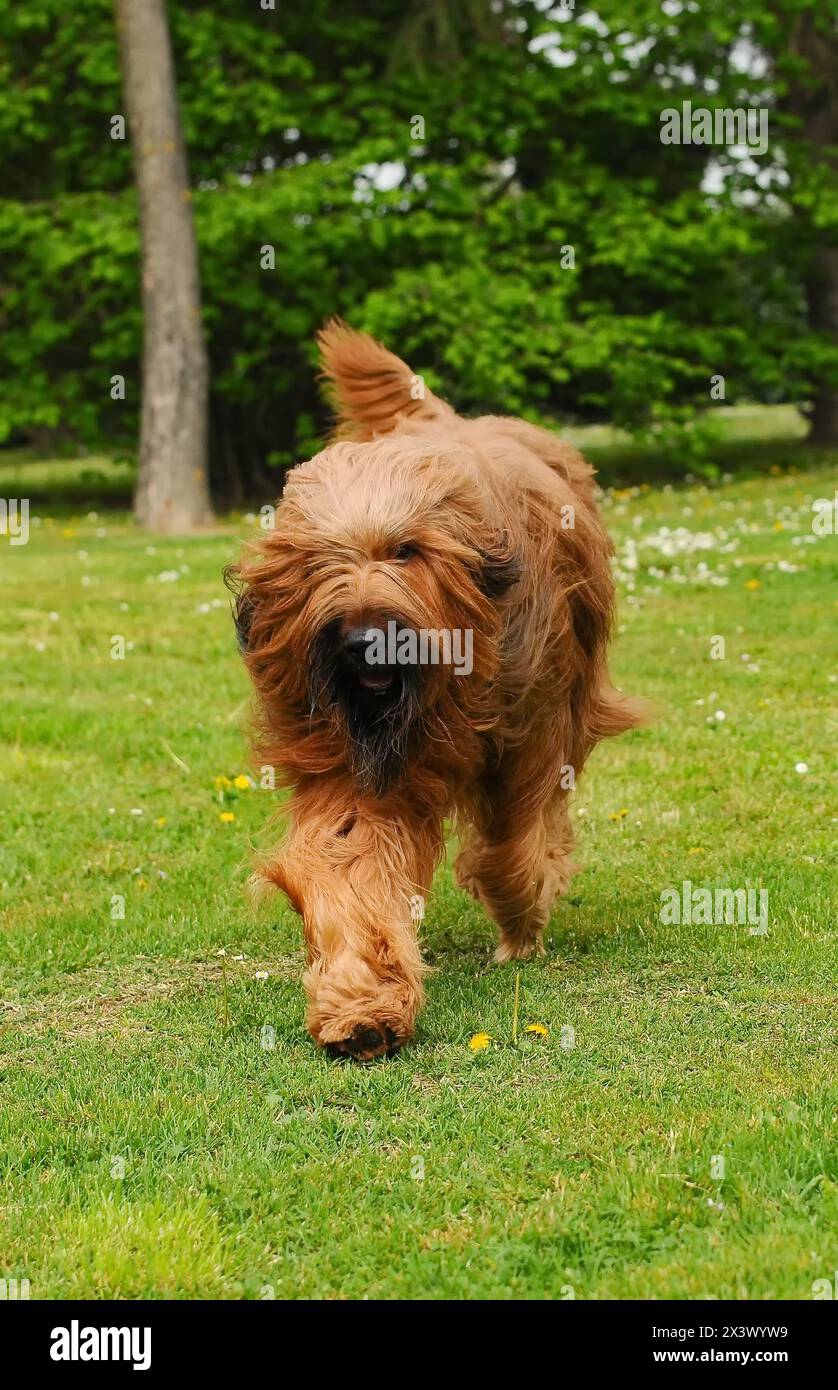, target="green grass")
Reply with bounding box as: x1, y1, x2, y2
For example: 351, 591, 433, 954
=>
0, 447, 836, 1300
